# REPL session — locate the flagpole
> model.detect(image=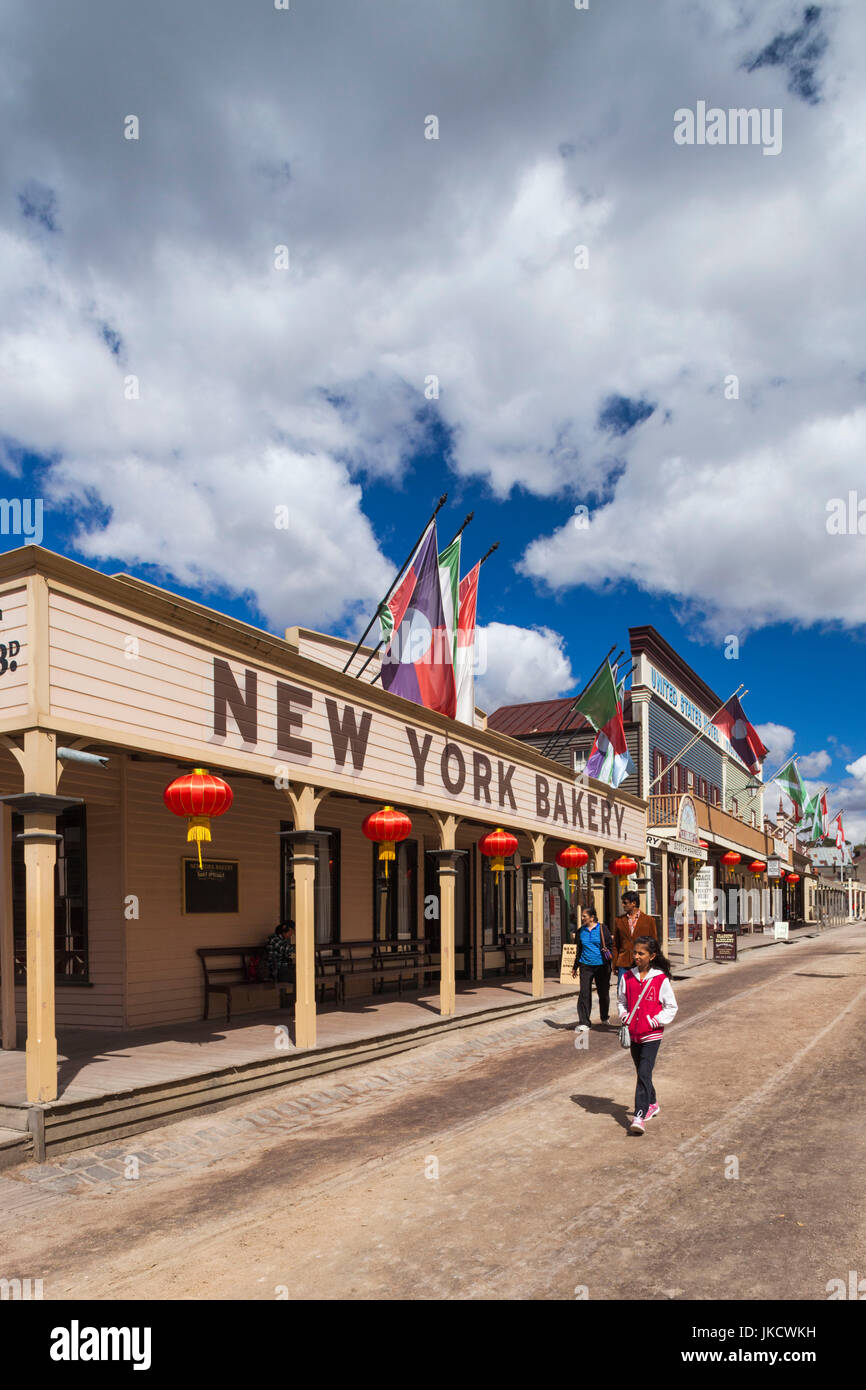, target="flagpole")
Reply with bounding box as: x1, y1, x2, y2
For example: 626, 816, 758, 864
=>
545, 656, 635, 768
740, 755, 800, 816
341, 493, 447, 674
646, 684, 746, 795
544, 649, 628, 763
538, 647, 617, 760
367, 537, 498, 687
353, 511, 474, 682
